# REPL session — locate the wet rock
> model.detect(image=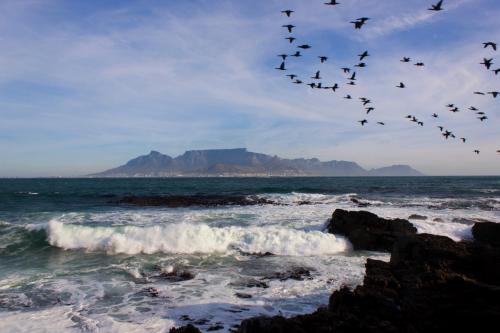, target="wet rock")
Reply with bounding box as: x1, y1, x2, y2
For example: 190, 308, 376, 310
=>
207, 324, 224, 331
142, 287, 160, 298
327, 209, 417, 252
408, 214, 427, 220
236, 220, 500, 333
472, 222, 500, 247
350, 197, 370, 207
193, 319, 210, 325
263, 267, 314, 281
230, 278, 269, 289
433, 217, 444, 222
235, 293, 252, 299
116, 195, 276, 207
180, 315, 192, 321
169, 324, 202, 333
160, 269, 195, 282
